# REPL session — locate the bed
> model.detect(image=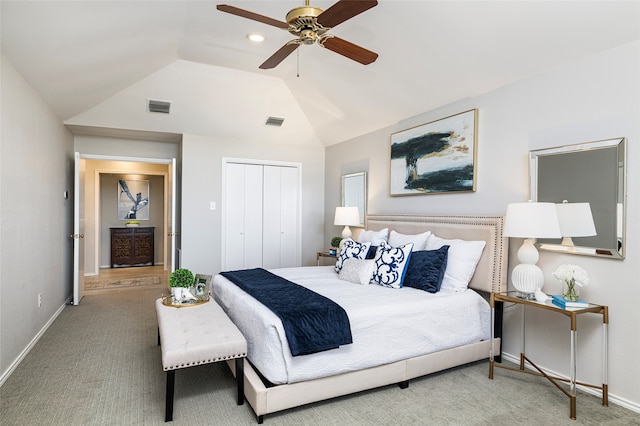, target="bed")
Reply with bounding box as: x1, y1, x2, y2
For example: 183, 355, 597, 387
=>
213, 215, 508, 423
